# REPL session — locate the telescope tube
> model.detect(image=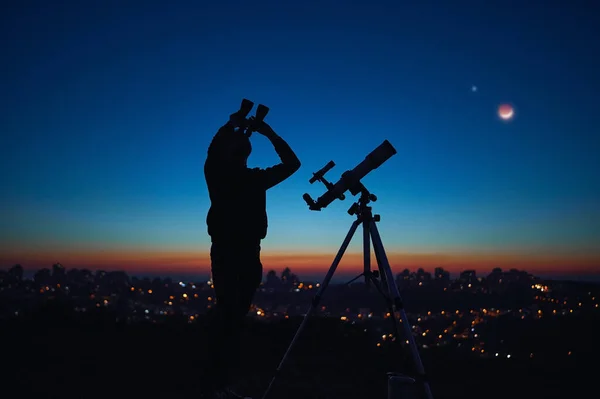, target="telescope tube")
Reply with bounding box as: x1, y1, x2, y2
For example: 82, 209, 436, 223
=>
311, 140, 397, 210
